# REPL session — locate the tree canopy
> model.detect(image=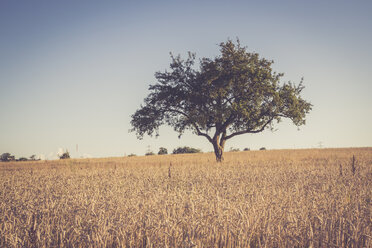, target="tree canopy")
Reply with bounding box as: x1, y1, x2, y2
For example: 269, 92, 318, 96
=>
131, 39, 312, 161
